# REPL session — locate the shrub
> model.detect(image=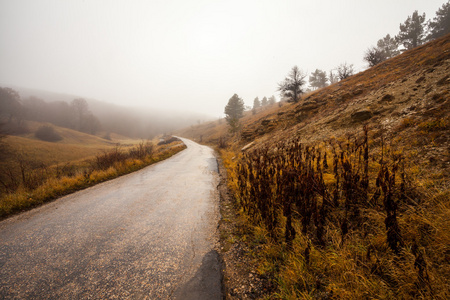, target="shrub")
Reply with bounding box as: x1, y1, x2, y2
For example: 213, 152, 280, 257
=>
35, 125, 62, 142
